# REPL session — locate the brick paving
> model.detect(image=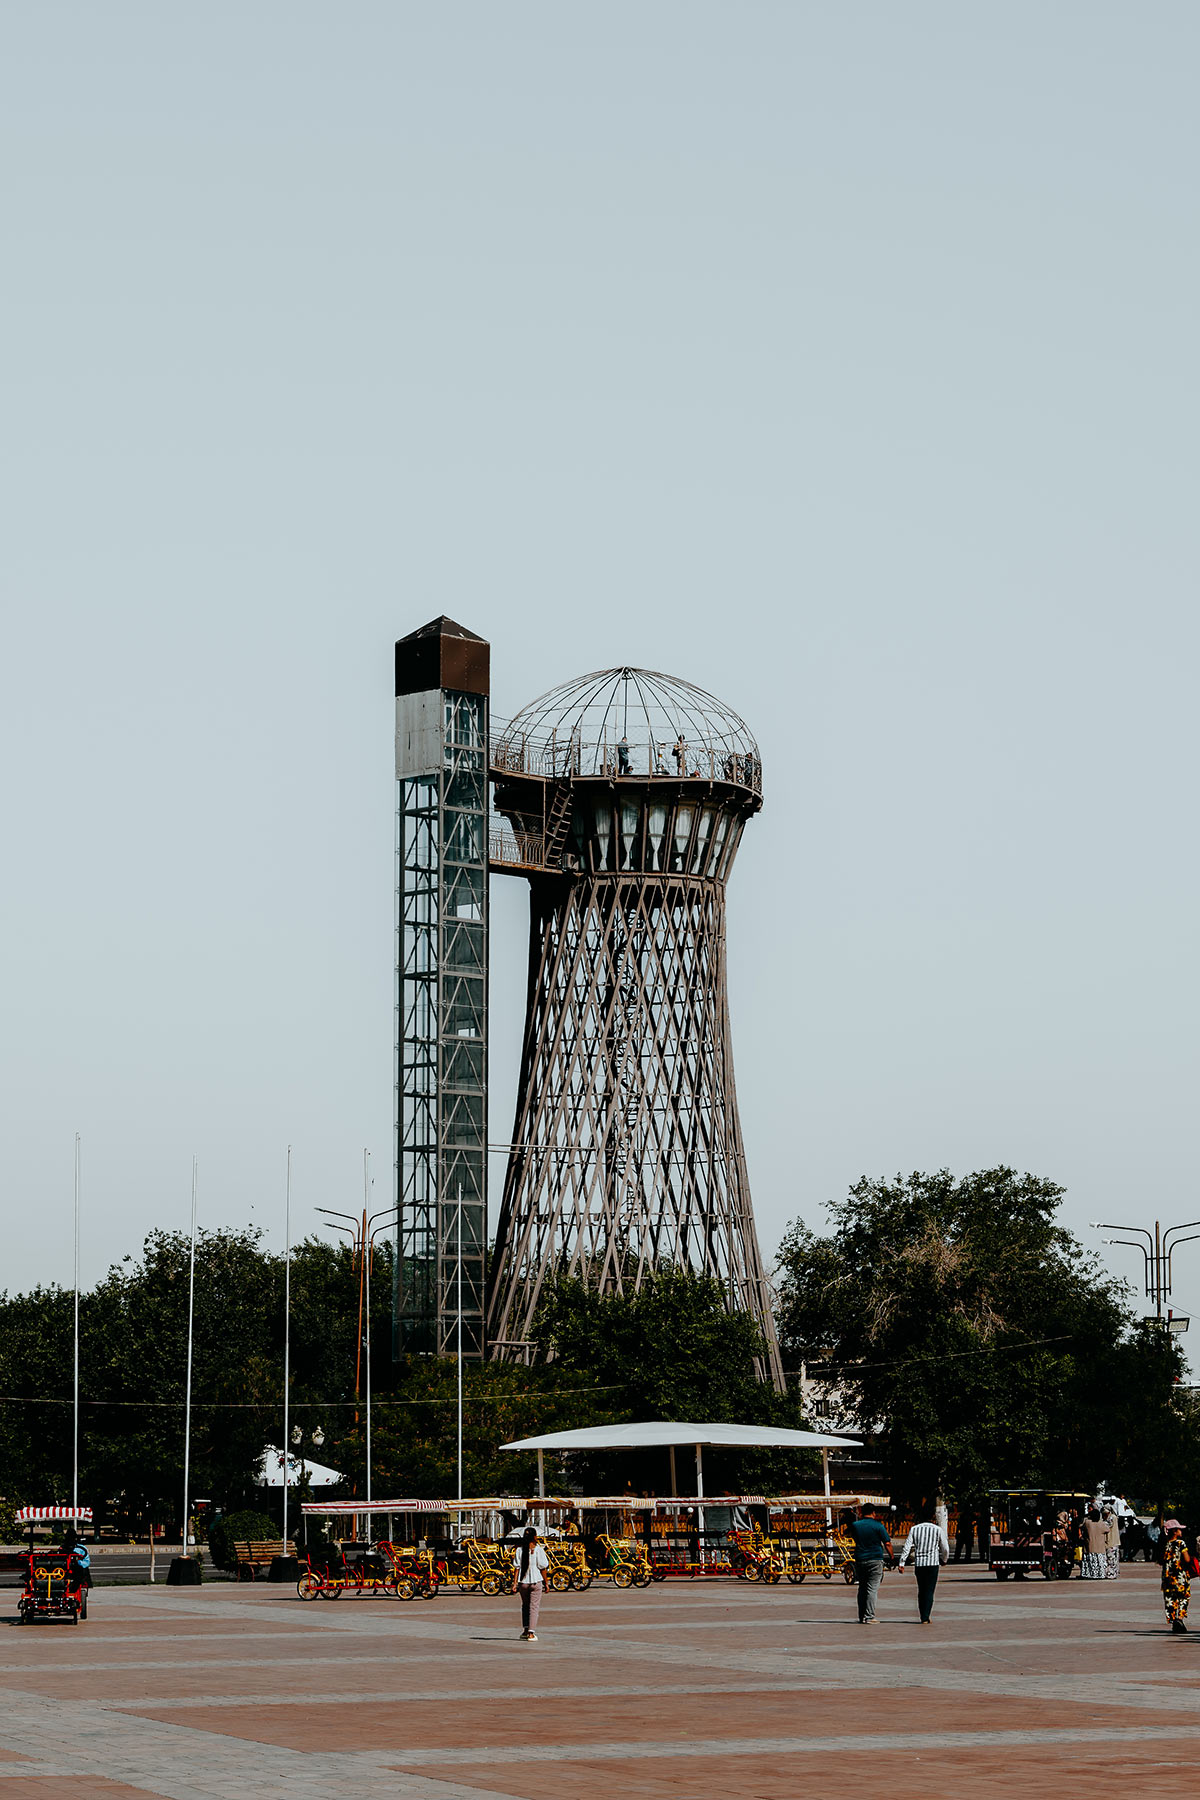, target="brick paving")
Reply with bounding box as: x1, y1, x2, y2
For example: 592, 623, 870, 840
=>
1, 1564, 1198, 1797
